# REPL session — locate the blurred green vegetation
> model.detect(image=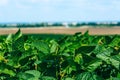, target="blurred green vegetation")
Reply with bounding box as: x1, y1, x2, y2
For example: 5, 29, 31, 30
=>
0, 22, 120, 28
